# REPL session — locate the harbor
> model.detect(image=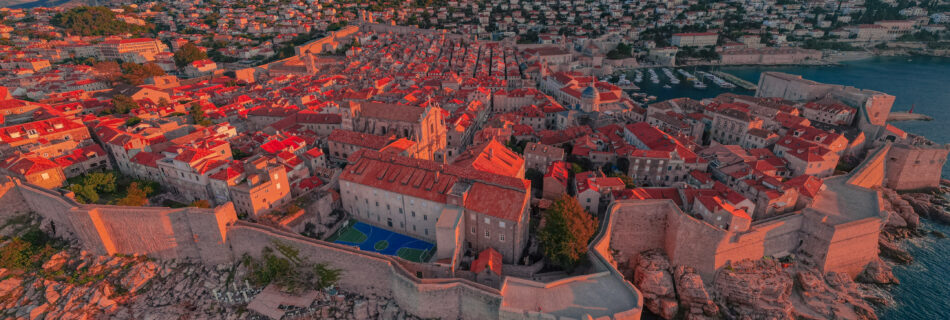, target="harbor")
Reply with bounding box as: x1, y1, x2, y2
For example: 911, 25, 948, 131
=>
710, 71, 758, 90
613, 67, 752, 103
